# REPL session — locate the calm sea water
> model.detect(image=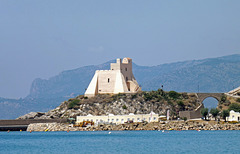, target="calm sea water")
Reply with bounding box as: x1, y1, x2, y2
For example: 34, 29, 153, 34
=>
0, 130, 240, 154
